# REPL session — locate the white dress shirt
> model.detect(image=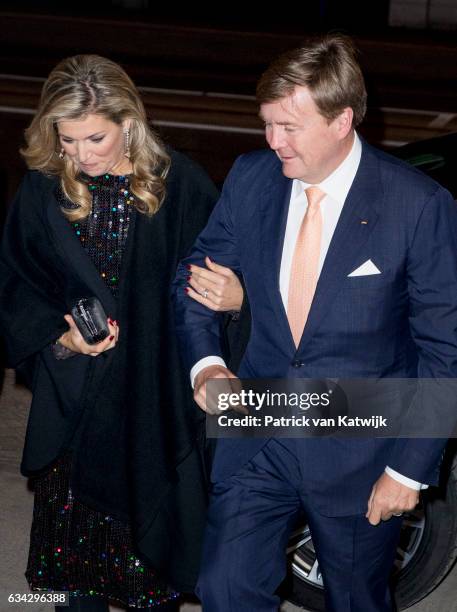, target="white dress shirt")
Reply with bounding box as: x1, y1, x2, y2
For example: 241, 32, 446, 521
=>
190, 132, 425, 490
279, 132, 361, 307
